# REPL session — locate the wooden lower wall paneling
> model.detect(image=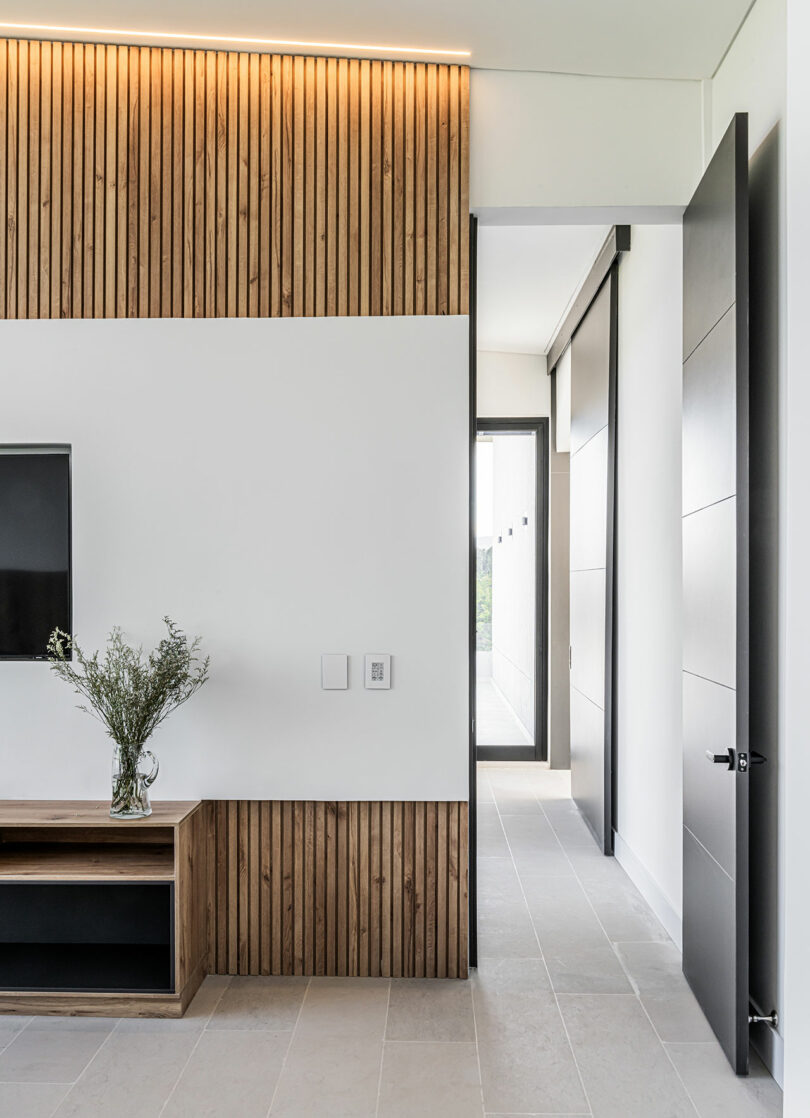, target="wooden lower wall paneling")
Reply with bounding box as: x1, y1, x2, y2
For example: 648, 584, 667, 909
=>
208, 800, 468, 978
0, 40, 469, 319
